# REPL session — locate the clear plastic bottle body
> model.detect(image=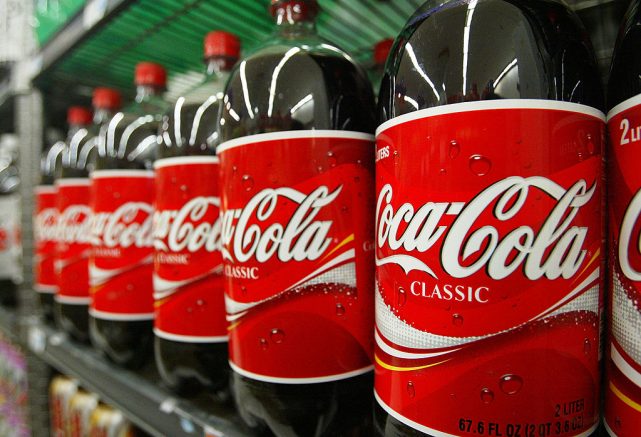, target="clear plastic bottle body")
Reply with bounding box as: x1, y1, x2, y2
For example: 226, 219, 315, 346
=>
55, 108, 114, 343
376, 1, 603, 436
219, 4, 376, 435
154, 59, 232, 397
89, 85, 168, 369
